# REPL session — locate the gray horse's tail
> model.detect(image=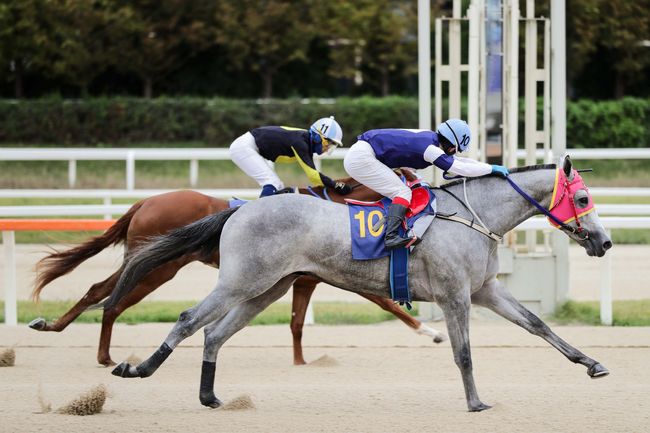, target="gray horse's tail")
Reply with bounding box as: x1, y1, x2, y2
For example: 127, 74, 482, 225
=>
104, 206, 240, 310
